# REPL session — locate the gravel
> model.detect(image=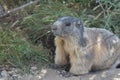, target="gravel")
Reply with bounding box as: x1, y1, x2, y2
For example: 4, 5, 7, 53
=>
0, 66, 40, 80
